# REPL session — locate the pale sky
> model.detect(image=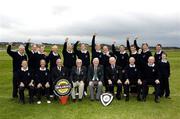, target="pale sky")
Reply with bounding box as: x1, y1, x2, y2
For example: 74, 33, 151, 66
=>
0, 0, 180, 46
